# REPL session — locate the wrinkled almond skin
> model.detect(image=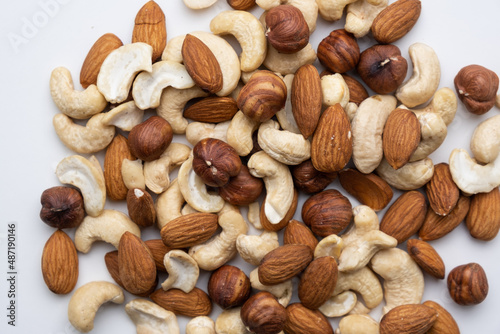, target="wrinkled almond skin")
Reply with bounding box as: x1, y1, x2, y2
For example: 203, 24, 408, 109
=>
160, 212, 219, 248
227, 0, 256, 10
104, 251, 124, 288
372, 0, 422, 44
407, 239, 445, 279
183, 96, 238, 123
241, 291, 287, 334
219, 165, 264, 206
126, 188, 156, 227
132, 0, 167, 61
265, 5, 309, 54
317, 29, 360, 74
454, 64, 499, 115
291, 160, 337, 194
258, 244, 313, 285
448, 263, 489, 305
425, 163, 460, 216
128, 116, 173, 162
260, 189, 298, 232
465, 186, 500, 241
380, 303, 438, 334
40, 186, 85, 229
208, 265, 251, 309
298, 256, 338, 310
150, 287, 212, 317
423, 300, 460, 334
144, 239, 171, 272
342, 73, 369, 105
104, 134, 136, 201
283, 219, 318, 252
284, 303, 334, 334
